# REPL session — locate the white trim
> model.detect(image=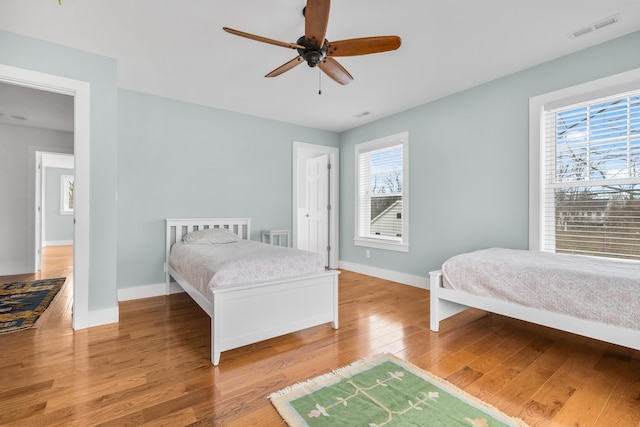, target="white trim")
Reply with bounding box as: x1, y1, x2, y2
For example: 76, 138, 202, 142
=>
44, 240, 73, 247
0, 64, 91, 330
339, 260, 429, 289
118, 283, 168, 301
42, 153, 74, 169
292, 141, 340, 268
0, 264, 33, 276
354, 237, 409, 253
529, 67, 640, 251
87, 307, 119, 328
